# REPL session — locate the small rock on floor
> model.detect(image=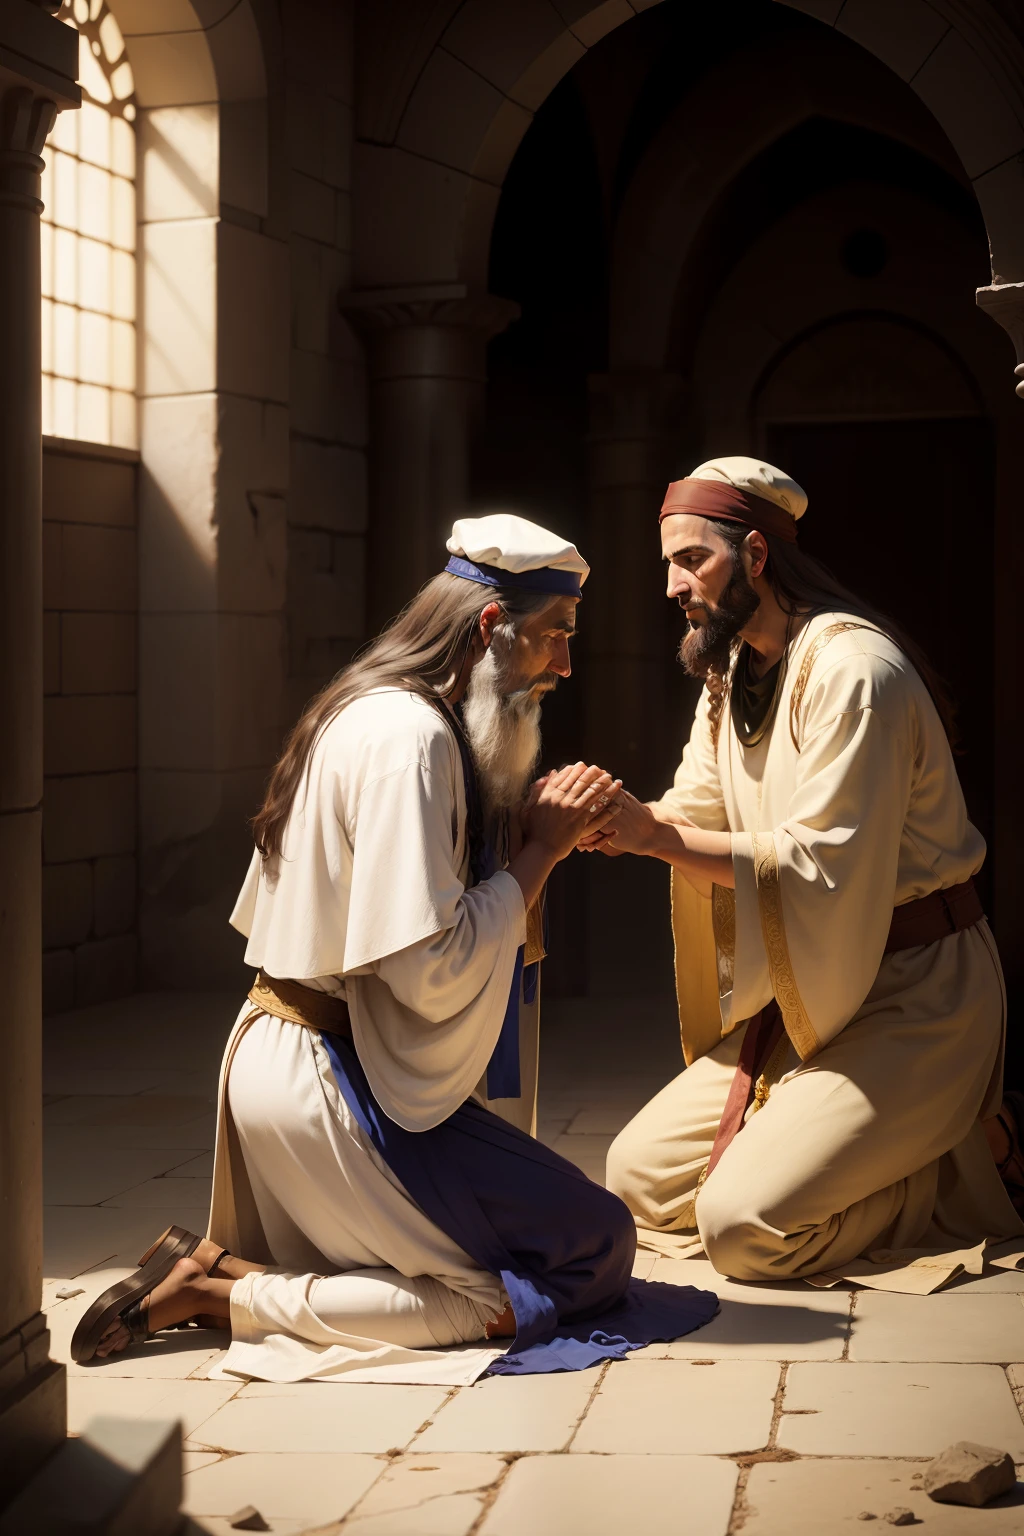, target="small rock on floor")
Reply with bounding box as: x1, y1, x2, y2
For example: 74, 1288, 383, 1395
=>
922, 1441, 1016, 1508
228, 1508, 269, 1532
857, 1514, 877, 1522
883, 1511, 916, 1527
